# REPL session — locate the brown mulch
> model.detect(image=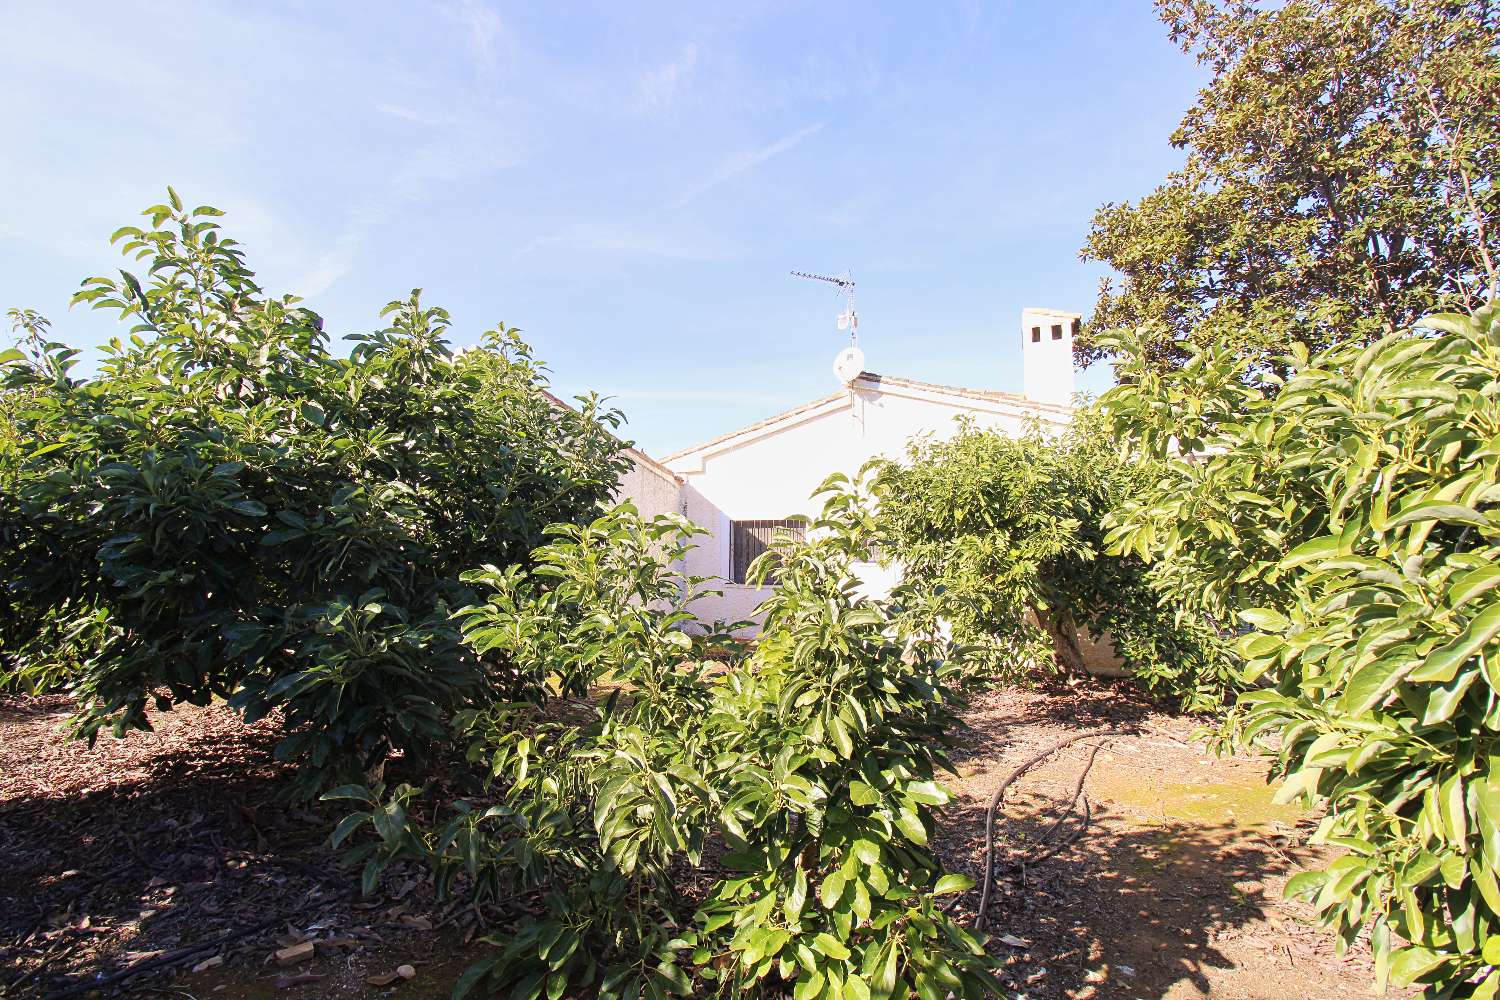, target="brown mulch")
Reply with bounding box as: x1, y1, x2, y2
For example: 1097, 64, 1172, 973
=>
1, 685, 1413, 1000
0, 694, 484, 999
